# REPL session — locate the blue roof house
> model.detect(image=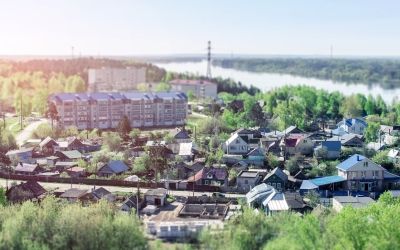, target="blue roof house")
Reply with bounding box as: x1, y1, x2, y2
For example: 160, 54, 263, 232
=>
97, 160, 129, 177
314, 140, 341, 159
334, 118, 367, 135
